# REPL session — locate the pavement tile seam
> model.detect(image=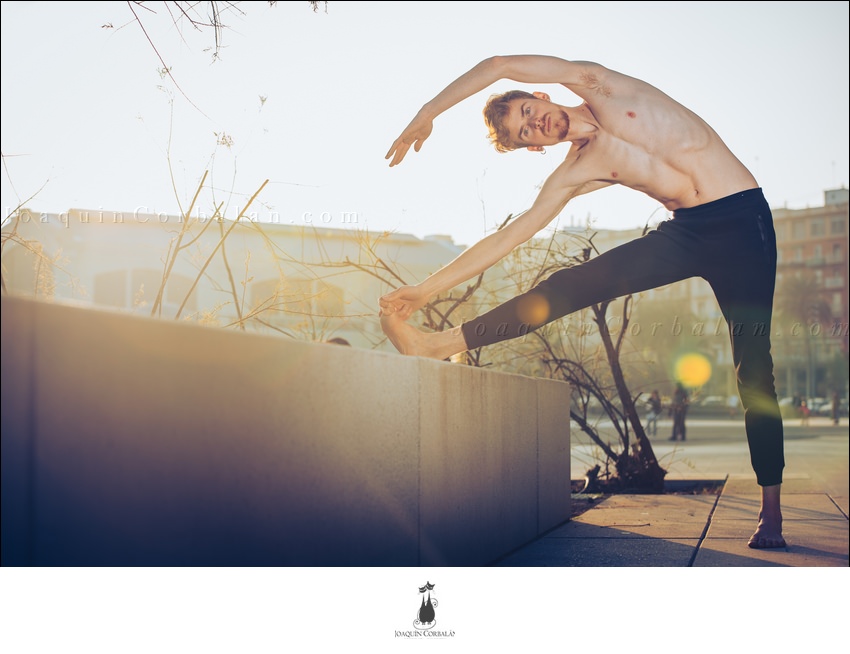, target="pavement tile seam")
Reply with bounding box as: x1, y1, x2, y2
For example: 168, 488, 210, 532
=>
712, 516, 848, 522
711, 493, 846, 523
707, 518, 850, 530
827, 496, 850, 520
703, 518, 849, 565
543, 534, 700, 543
723, 491, 840, 496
